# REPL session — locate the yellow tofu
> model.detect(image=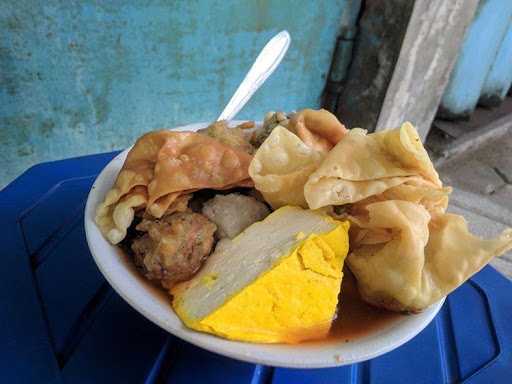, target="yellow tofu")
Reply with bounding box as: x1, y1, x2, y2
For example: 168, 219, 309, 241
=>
172, 206, 349, 343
